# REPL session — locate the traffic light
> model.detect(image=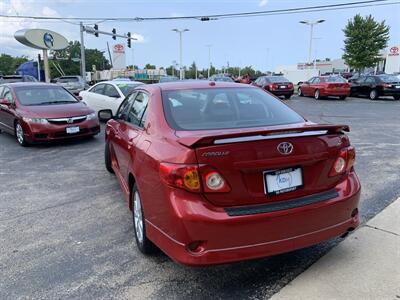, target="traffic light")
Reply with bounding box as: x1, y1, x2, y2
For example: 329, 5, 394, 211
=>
94, 24, 99, 37
112, 28, 116, 40
127, 32, 131, 48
